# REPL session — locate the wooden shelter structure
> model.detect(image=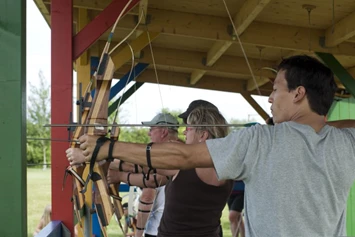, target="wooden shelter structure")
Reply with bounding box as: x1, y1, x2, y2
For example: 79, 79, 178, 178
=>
24, 0, 355, 235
